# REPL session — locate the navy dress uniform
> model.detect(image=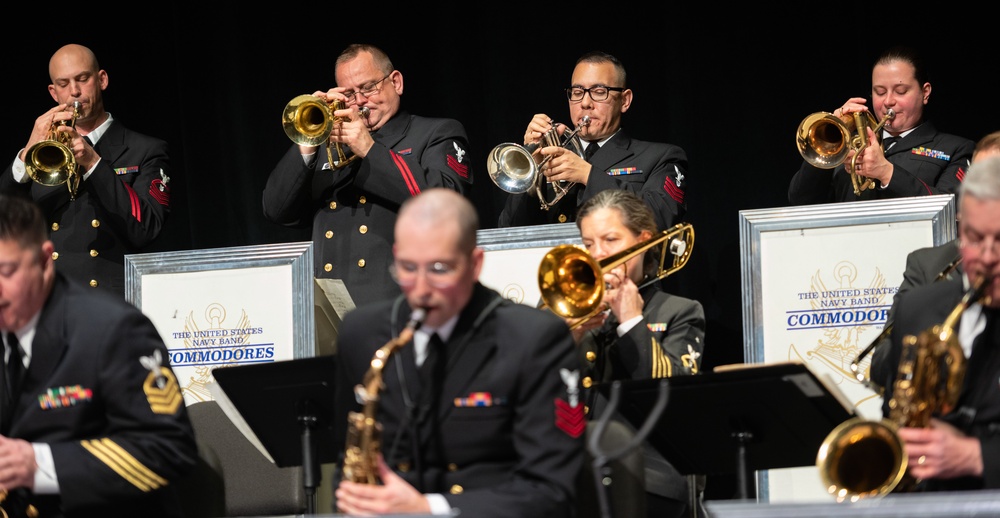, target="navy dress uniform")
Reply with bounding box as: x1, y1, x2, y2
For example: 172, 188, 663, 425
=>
264, 110, 472, 308
1, 117, 172, 296
789, 122, 974, 204
498, 130, 688, 232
